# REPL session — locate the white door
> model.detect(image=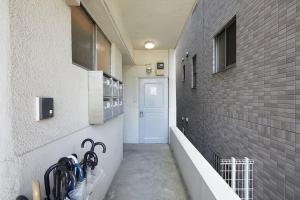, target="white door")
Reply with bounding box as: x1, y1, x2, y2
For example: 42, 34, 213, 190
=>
139, 78, 168, 143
